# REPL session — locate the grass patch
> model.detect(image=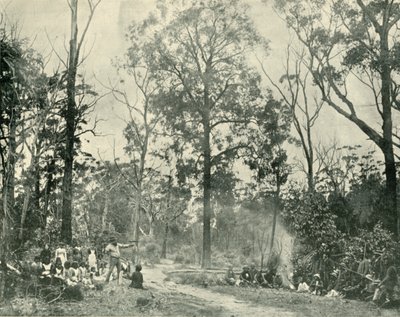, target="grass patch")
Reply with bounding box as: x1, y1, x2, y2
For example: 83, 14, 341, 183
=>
162, 294, 225, 317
